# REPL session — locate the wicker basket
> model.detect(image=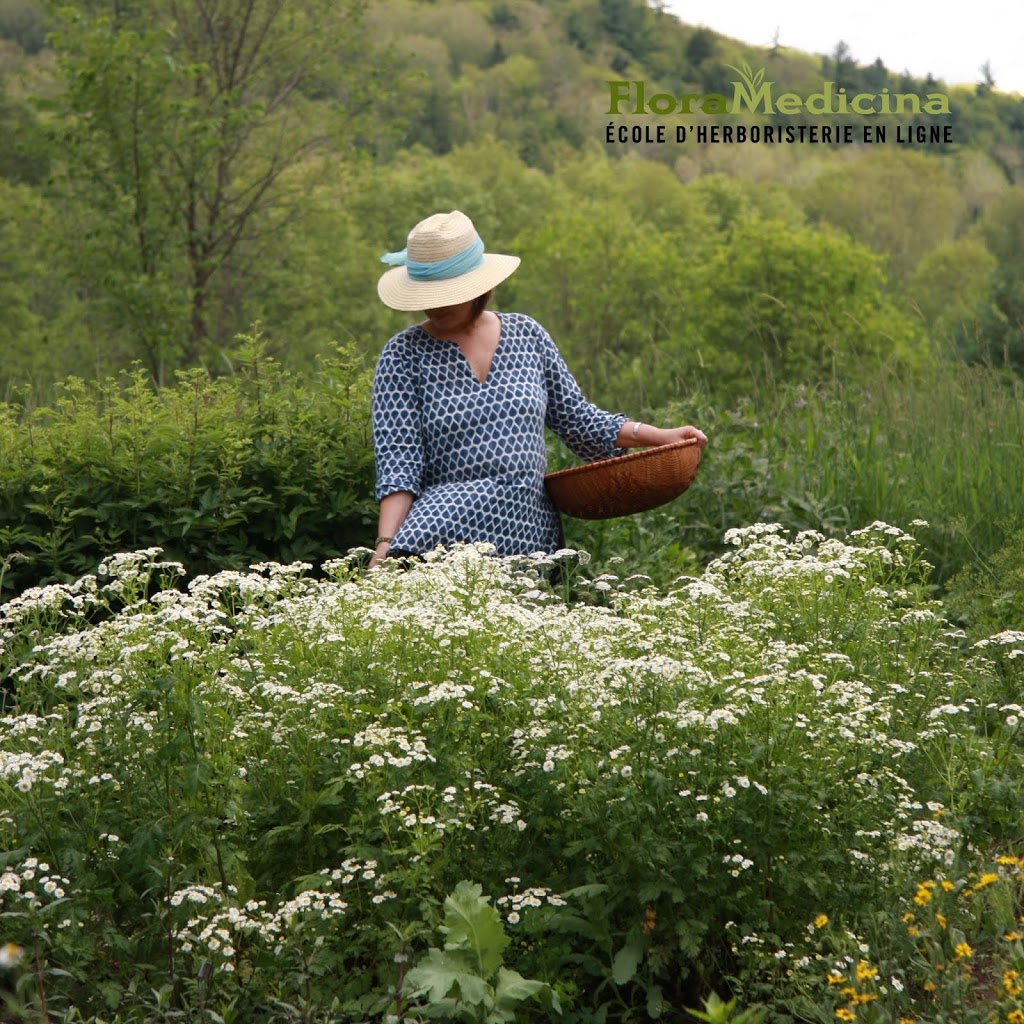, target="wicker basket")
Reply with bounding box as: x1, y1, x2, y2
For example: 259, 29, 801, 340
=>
544, 438, 701, 520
